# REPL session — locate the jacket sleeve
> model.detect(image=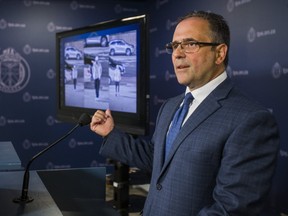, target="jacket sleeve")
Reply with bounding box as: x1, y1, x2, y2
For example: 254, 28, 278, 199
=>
99, 127, 154, 172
